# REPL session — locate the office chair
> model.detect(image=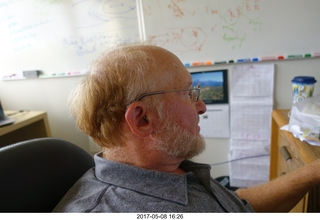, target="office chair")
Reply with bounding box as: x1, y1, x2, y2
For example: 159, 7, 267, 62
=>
0, 138, 95, 212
